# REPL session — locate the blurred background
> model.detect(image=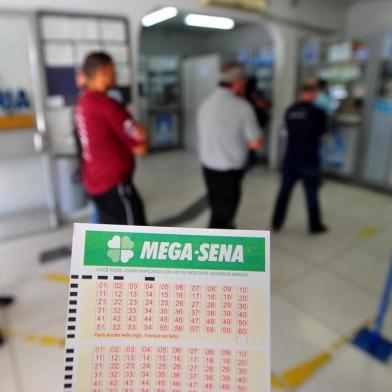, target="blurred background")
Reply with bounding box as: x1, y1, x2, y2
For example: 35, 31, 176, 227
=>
0, 0, 392, 391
